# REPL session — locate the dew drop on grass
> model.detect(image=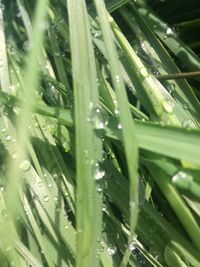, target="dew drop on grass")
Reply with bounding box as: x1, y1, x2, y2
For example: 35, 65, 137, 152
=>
107, 246, 117, 256
162, 100, 175, 114
183, 102, 189, 110
166, 83, 175, 94
44, 195, 49, 202
93, 161, 105, 180
172, 171, 193, 187
140, 67, 149, 78
37, 181, 43, 187
166, 27, 173, 36
5, 135, 12, 141
182, 119, 194, 128
54, 195, 58, 202
117, 123, 122, 129
54, 52, 60, 57
65, 225, 69, 230
90, 105, 108, 130
1, 209, 8, 218
129, 237, 137, 252
12, 152, 18, 159
25, 209, 29, 216
0, 186, 5, 191
115, 75, 121, 83
19, 159, 31, 171
96, 183, 103, 193
5, 245, 12, 252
